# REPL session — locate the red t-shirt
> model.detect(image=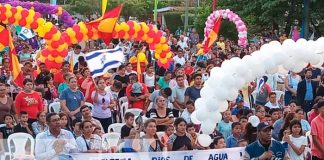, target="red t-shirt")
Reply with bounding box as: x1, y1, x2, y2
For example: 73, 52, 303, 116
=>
184, 66, 194, 75
126, 83, 148, 110
15, 91, 43, 120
